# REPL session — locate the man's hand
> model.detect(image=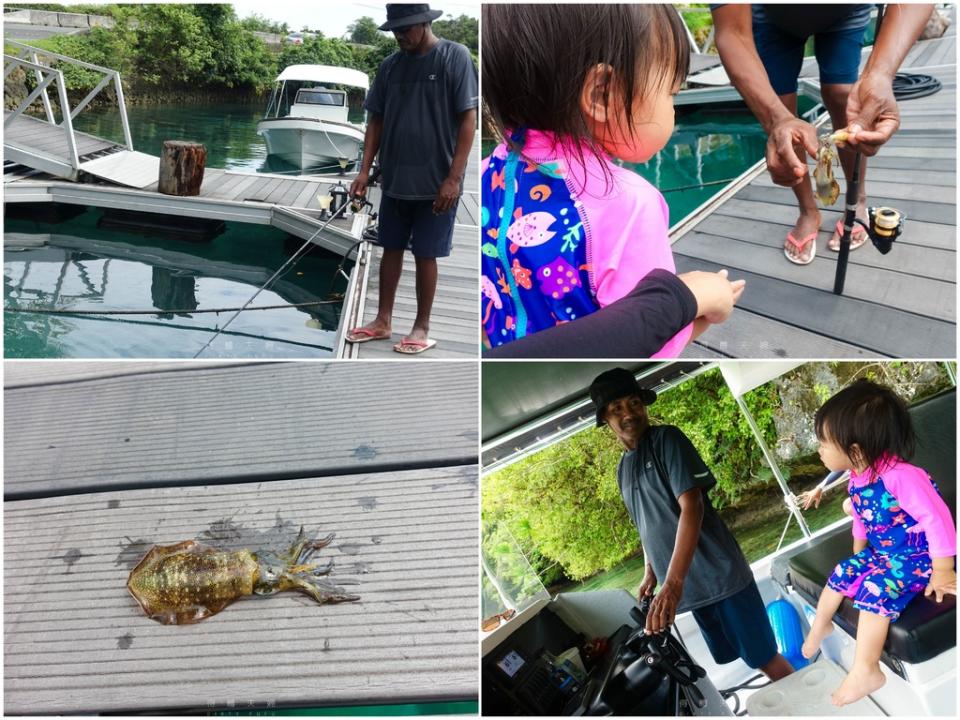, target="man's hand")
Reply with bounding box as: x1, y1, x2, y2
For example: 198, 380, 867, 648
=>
637, 567, 658, 602
645, 578, 683, 634
844, 71, 900, 156
350, 169, 370, 200
924, 567, 957, 603
433, 176, 461, 215
765, 117, 819, 187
